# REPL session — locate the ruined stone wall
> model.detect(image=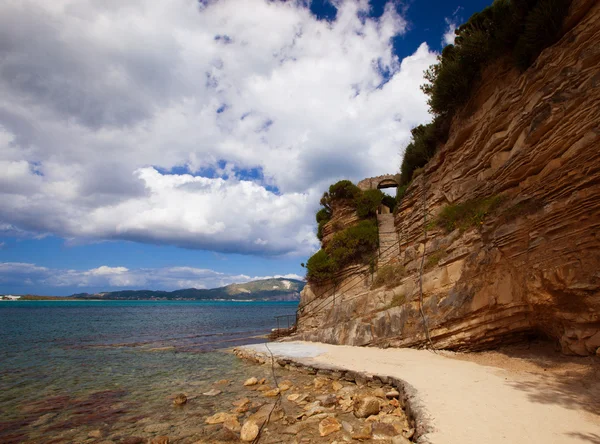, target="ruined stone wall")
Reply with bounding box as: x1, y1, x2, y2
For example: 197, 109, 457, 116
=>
296, 0, 600, 355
